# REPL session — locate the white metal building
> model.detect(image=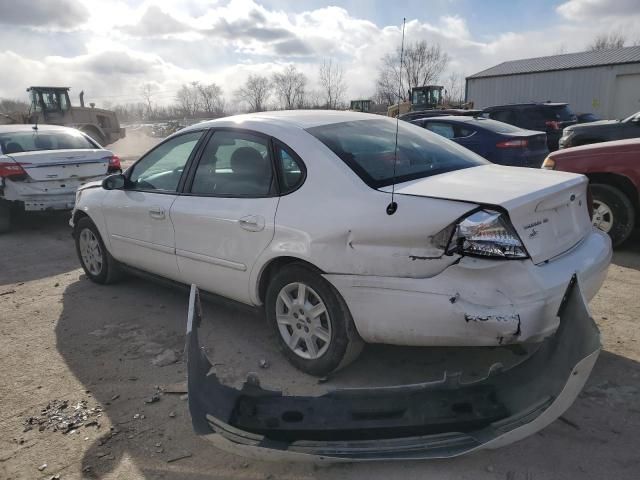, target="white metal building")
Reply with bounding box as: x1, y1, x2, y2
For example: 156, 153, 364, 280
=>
466, 46, 640, 119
